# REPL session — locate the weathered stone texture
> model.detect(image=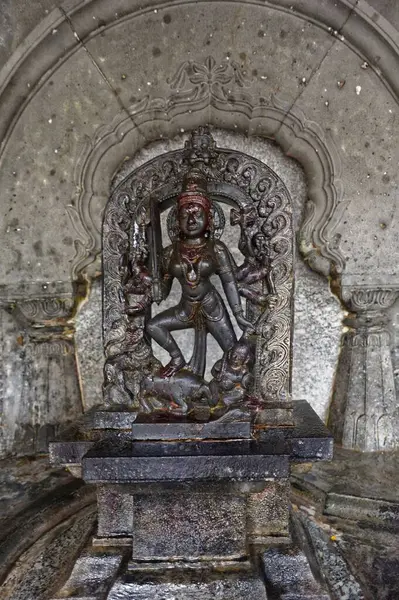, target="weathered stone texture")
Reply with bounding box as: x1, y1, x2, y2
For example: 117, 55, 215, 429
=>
107, 570, 268, 600
247, 480, 290, 539
0, 2, 397, 283
0, 0, 397, 458
97, 486, 133, 538
132, 492, 246, 560
1, 505, 96, 600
